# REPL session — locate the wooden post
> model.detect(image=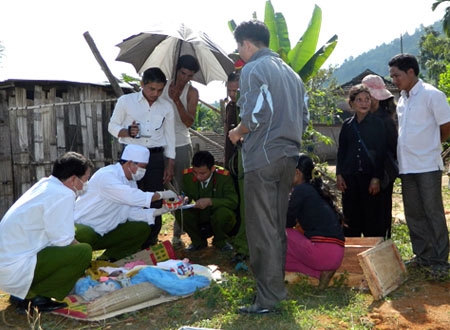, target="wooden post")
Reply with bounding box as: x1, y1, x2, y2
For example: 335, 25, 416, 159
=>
83, 31, 124, 98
